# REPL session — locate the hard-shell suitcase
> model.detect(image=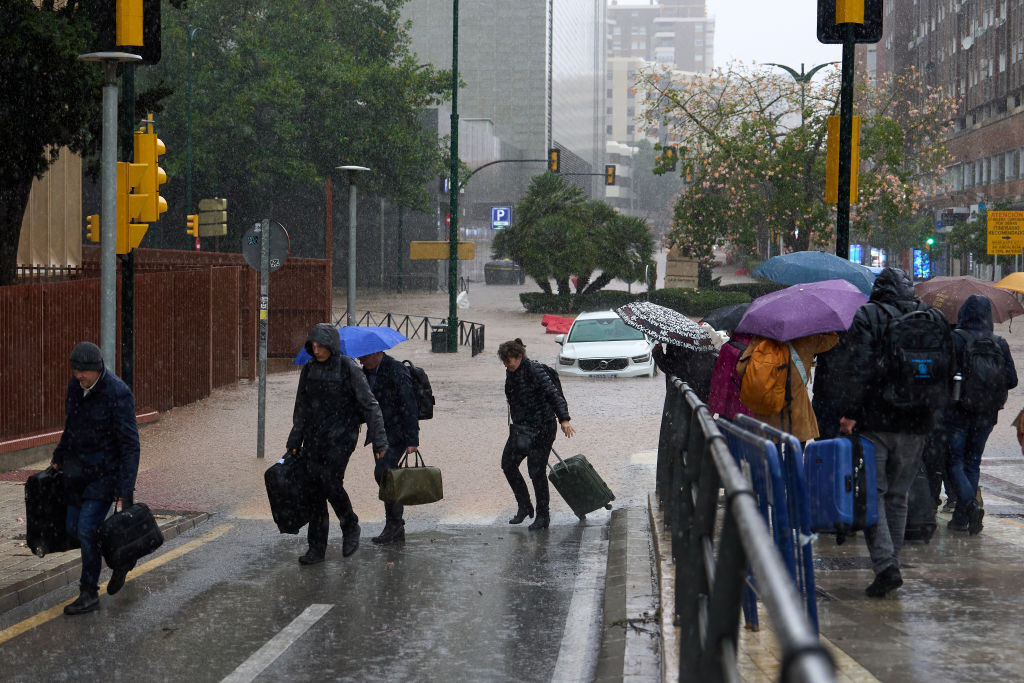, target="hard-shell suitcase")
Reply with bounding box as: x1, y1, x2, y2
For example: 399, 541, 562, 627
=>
265, 453, 315, 534
904, 462, 938, 543
547, 449, 614, 519
24, 466, 79, 557
98, 502, 164, 569
804, 436, 878, 540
